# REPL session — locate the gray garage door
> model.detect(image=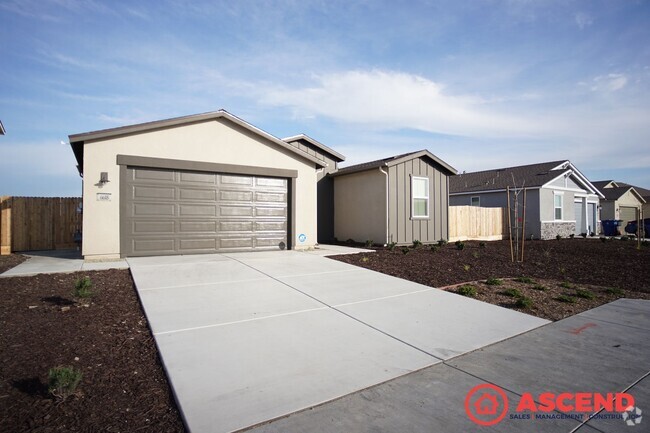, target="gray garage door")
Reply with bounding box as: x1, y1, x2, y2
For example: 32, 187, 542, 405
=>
620, 206, 637, 224
121, 167, 288, 257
